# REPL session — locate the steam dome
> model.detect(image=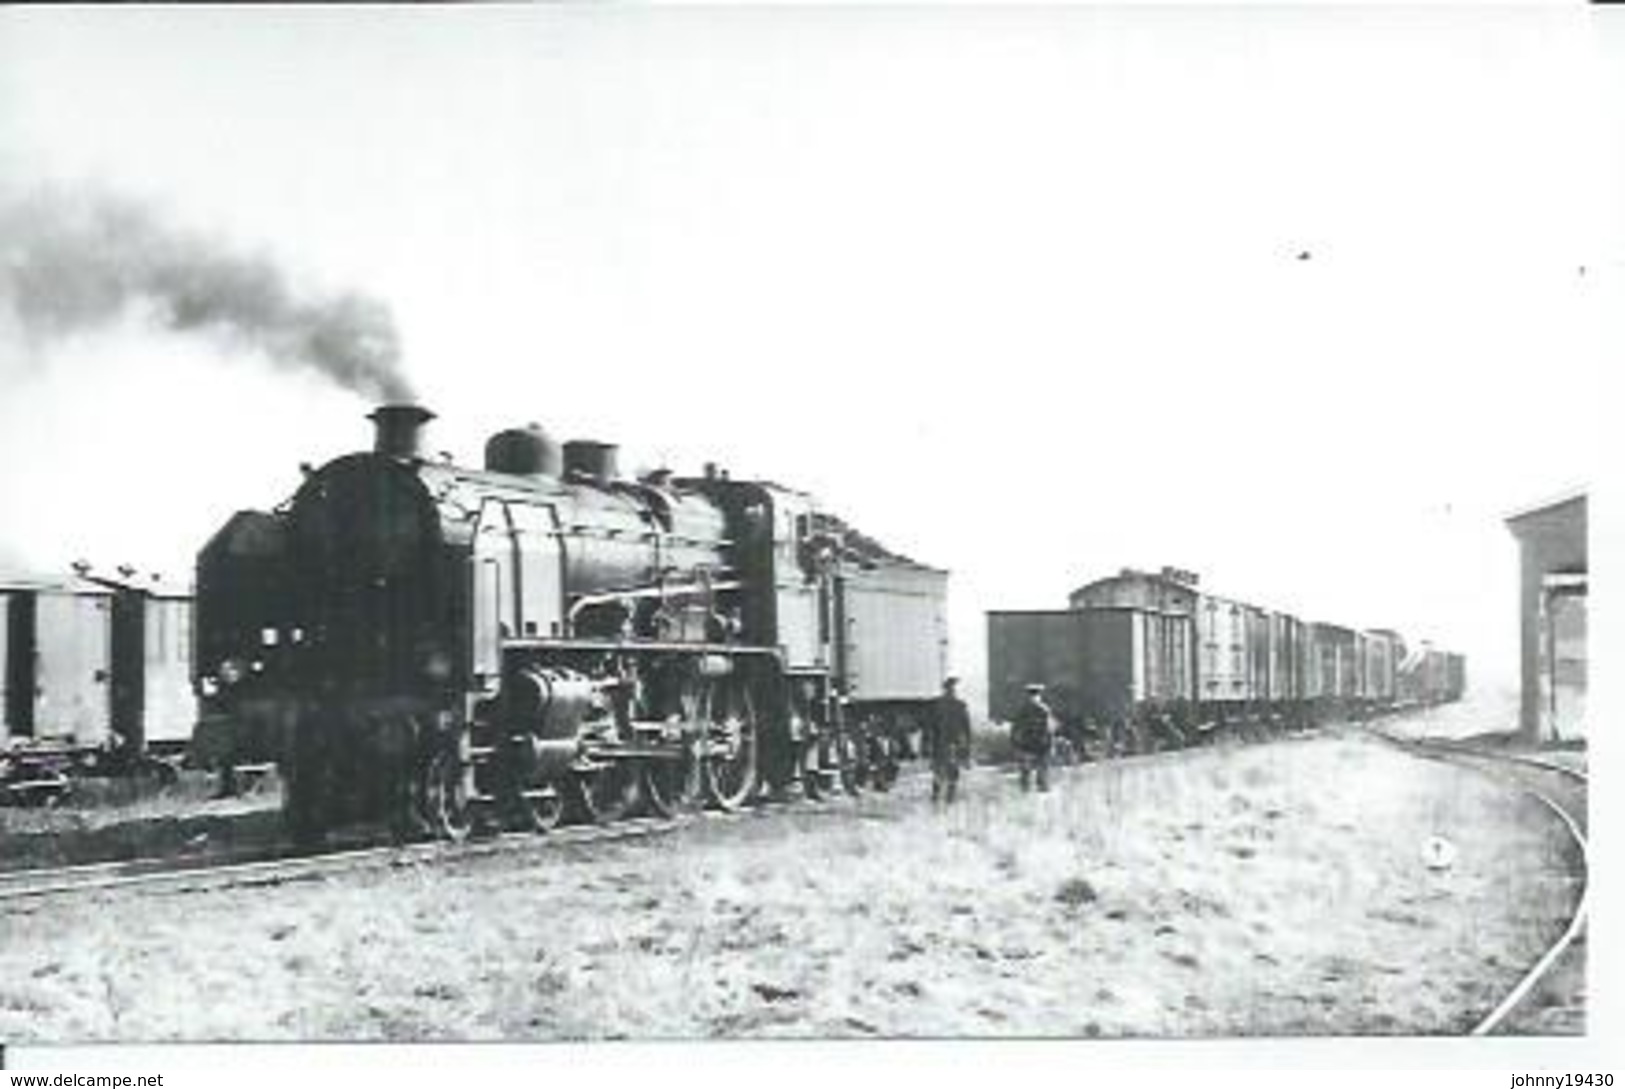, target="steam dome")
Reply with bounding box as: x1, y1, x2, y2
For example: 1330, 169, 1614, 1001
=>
484, 424, 562, 477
